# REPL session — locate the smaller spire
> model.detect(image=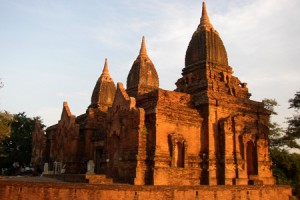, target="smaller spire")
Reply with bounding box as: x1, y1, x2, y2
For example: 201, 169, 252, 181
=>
139, 36, 147, 56
199, 2, 213, 29
102, 58, 109, 76
99, 58, 112, 81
